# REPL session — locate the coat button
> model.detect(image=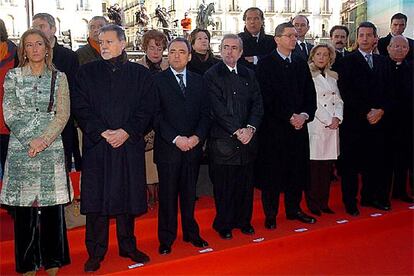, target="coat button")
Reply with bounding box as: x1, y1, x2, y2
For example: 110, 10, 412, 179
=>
324, 104, 327, 107
332, 103, 335, 105
332, 92, 335, 95
38, 91, 41, 94
245, 83, 249, 86
236, 146, 240, 149
233, 91, 236, 95
323, 94, 325, 96
36, 108, 39, 111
